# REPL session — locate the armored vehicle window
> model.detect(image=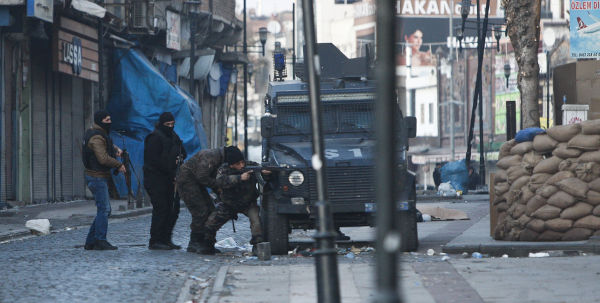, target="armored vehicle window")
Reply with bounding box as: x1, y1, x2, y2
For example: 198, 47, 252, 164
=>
338, 103, 373, 132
